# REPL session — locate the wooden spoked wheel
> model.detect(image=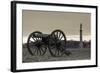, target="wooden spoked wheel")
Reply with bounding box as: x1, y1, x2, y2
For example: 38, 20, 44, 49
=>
49, 30, 66, 57
27, 31, 47, 56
